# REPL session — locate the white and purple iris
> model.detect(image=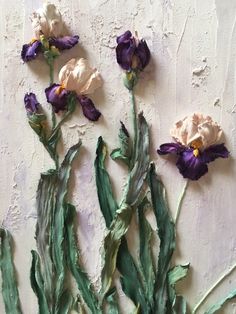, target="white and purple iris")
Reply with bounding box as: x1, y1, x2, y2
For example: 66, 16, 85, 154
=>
45, 58, 103, 121
116, 30, 151, 71
157, 113, 229, 180
21, 3, 79, 62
